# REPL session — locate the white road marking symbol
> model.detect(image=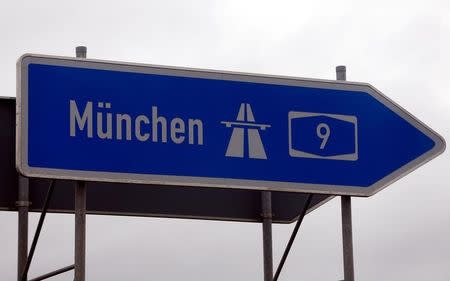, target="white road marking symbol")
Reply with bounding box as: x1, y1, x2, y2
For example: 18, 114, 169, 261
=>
221, 103, 270, 159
